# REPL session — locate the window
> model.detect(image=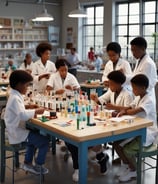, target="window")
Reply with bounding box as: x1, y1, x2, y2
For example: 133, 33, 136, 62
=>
116, 0, 158, 62
82, 4, 104, 61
